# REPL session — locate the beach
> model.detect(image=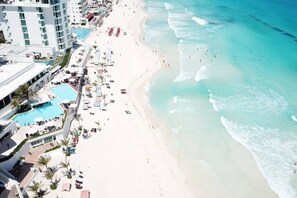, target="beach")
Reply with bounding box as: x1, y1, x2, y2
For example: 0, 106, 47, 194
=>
50, 0, 283, 197
54, 0, 195, 197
